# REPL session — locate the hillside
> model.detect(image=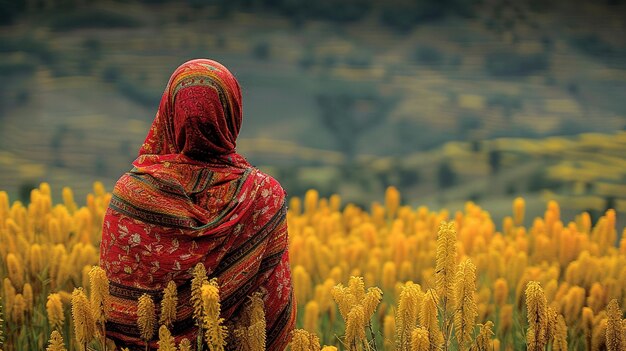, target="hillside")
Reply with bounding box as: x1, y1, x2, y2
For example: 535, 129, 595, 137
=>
0, 0, 624, 218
